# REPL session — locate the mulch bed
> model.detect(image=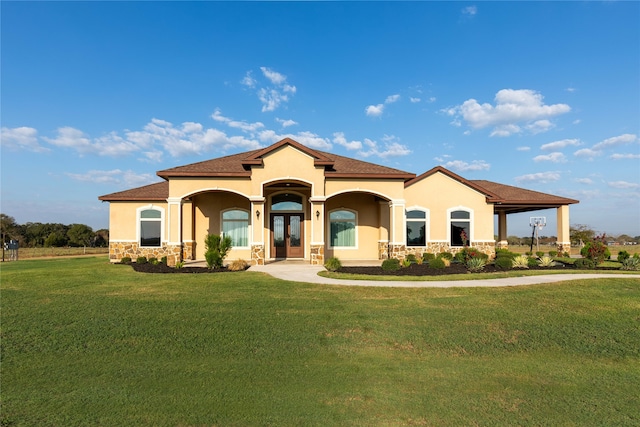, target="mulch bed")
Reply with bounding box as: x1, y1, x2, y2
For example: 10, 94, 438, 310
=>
127, 260, 619, 275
